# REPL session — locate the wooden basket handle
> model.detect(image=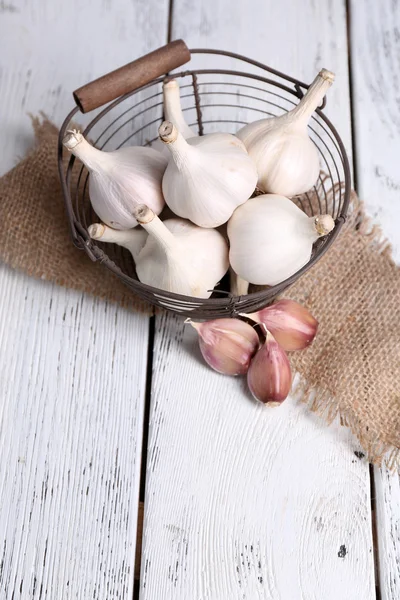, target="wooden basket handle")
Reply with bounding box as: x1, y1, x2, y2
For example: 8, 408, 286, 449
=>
73, 39, 191, 113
